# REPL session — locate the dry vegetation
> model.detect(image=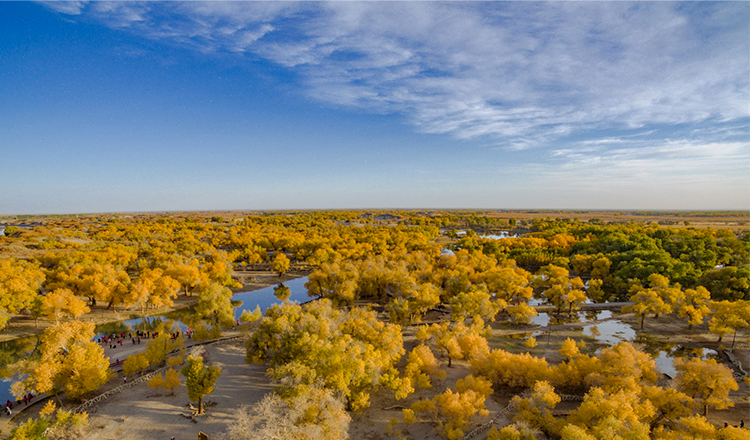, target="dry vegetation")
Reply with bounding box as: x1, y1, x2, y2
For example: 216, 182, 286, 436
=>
0, 210, 748, 440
